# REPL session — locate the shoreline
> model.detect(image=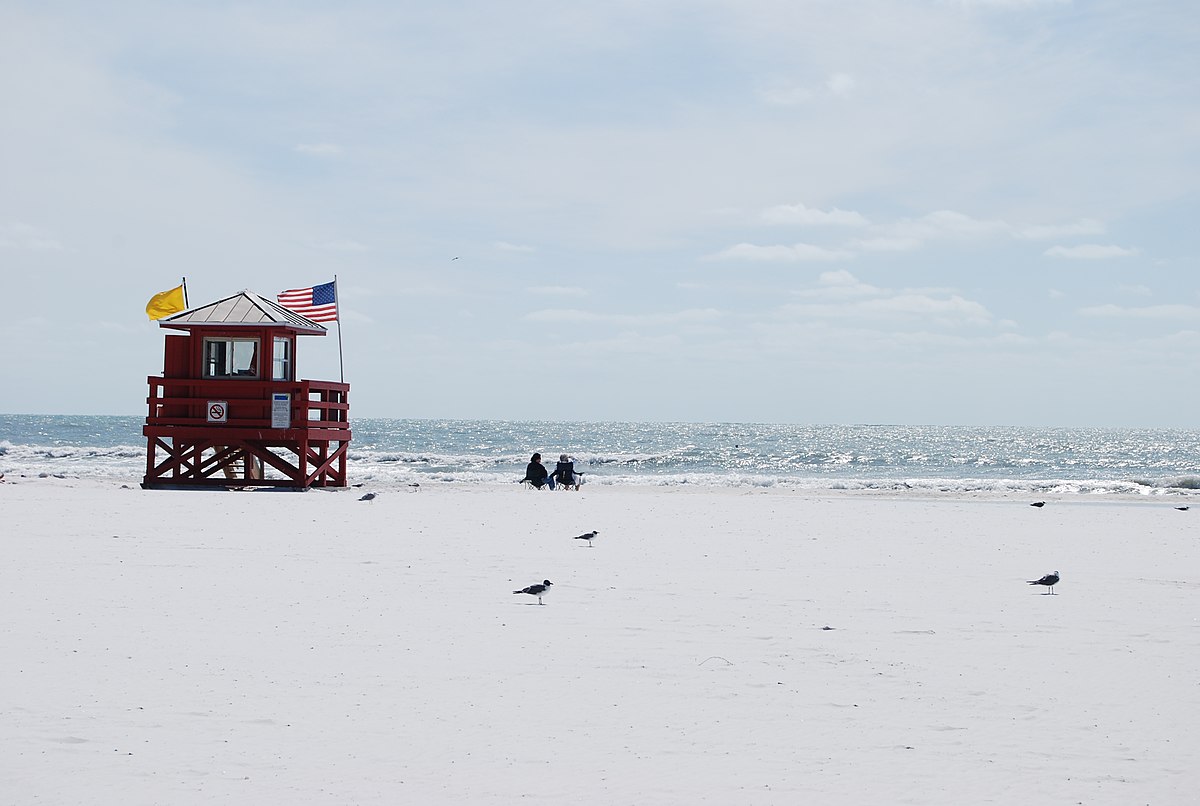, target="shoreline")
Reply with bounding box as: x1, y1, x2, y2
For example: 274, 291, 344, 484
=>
4, 470, 1196, 506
